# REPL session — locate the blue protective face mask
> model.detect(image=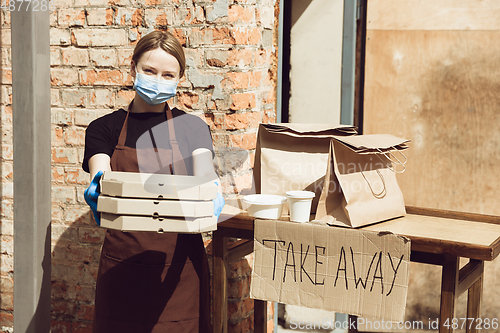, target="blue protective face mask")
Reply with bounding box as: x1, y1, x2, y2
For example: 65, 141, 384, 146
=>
133, 72, 179, 105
